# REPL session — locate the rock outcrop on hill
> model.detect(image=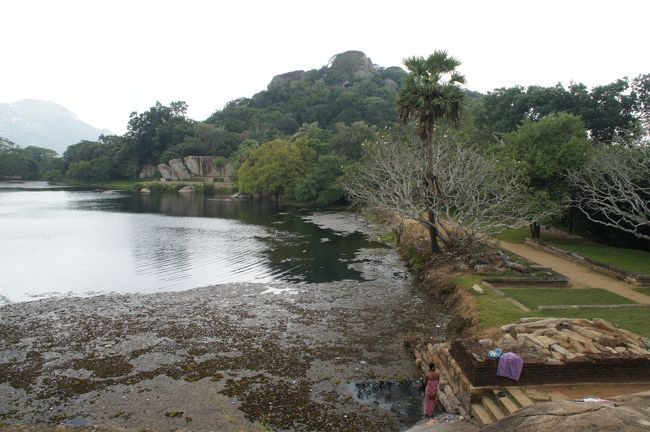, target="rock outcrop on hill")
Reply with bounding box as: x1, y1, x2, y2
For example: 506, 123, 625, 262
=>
157, 156, 233, 181
328, 50, 376, 81
267, 70, 307, 90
